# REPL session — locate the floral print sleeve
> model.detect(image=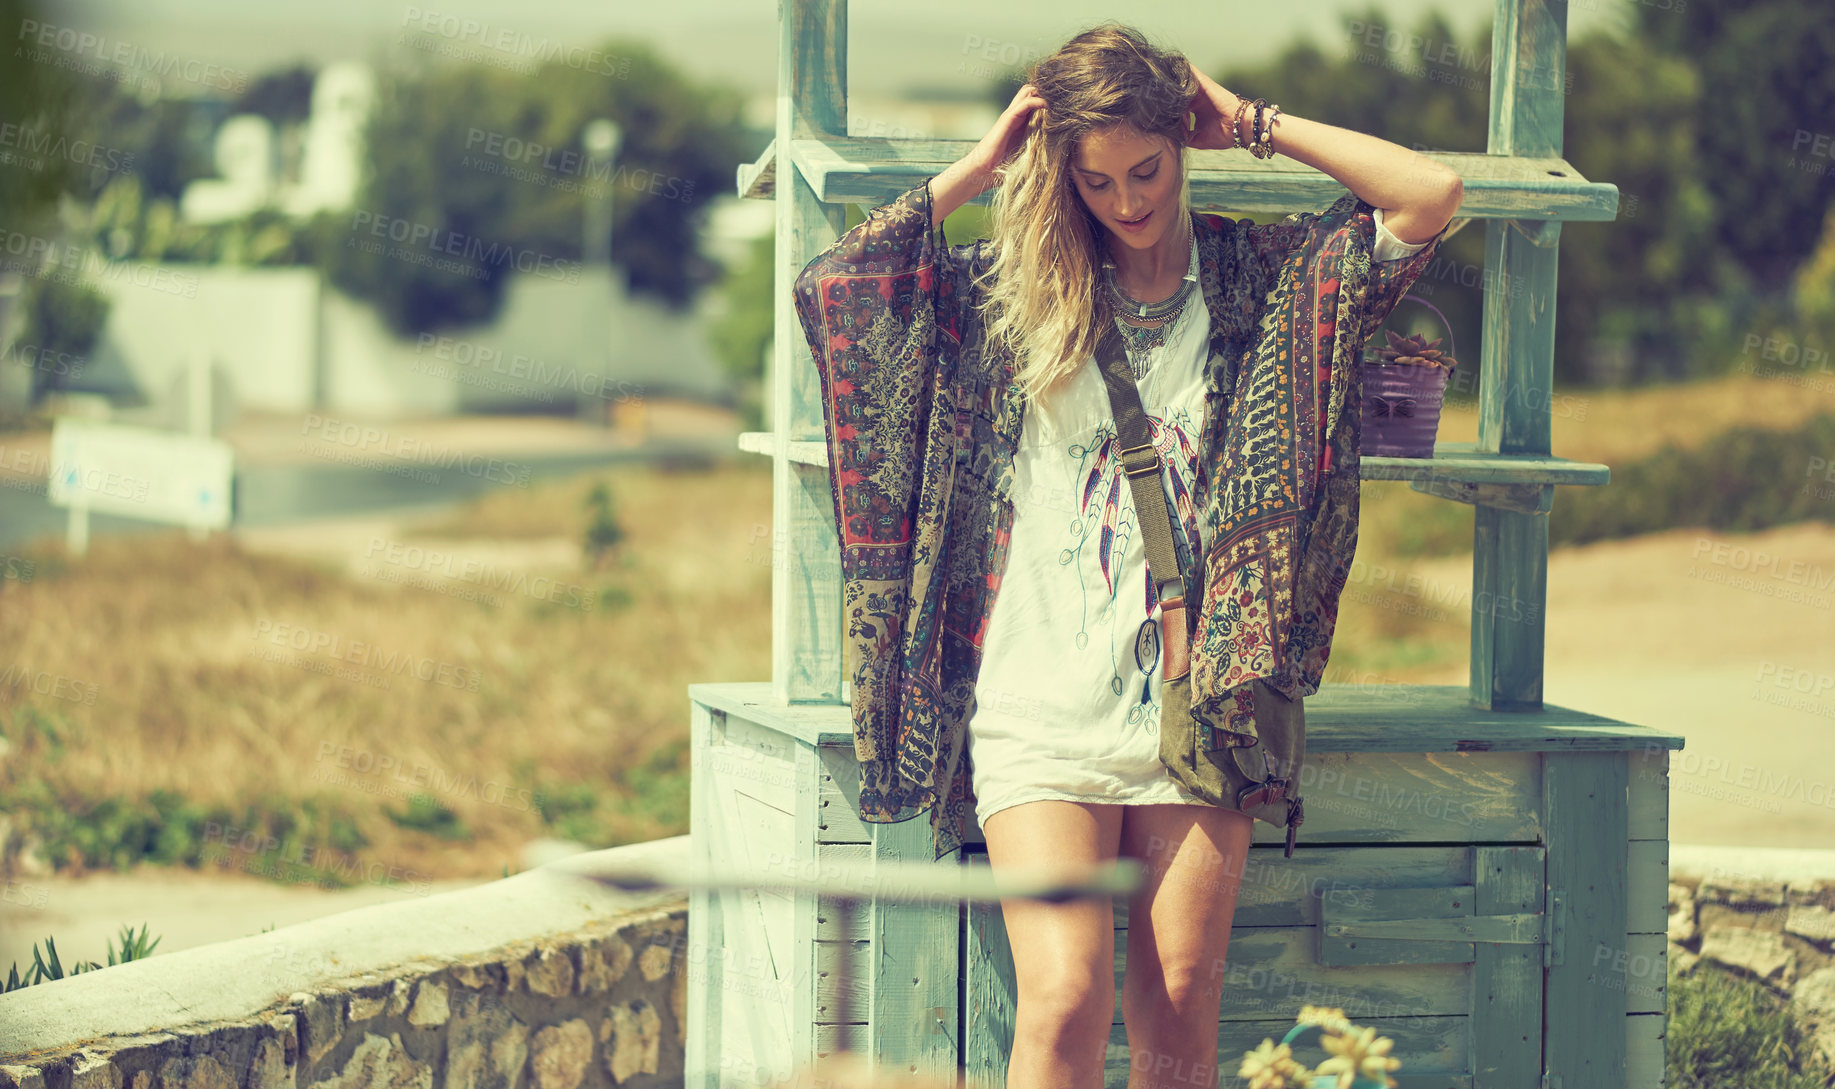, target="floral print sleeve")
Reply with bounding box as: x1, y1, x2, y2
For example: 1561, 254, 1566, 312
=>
1188, 190, 1448, 755
790, 176, 985, 857
1357, 200, 1451, 348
